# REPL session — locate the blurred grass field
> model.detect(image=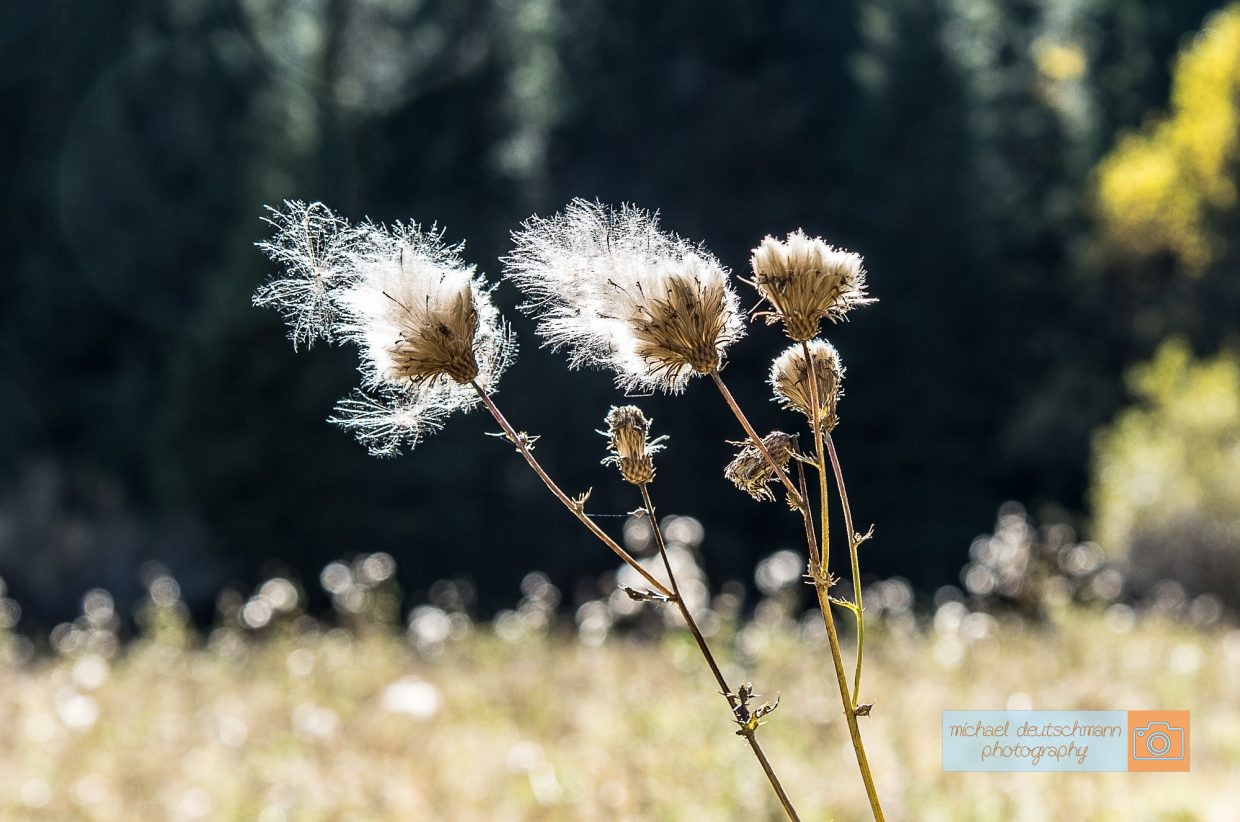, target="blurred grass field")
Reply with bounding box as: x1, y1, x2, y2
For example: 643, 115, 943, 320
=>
0, 591, 1235, 822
